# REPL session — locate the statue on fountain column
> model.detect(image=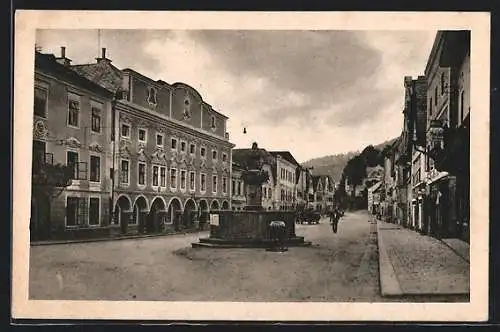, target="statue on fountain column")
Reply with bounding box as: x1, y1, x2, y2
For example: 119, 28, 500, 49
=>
241, 142, 270, 211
